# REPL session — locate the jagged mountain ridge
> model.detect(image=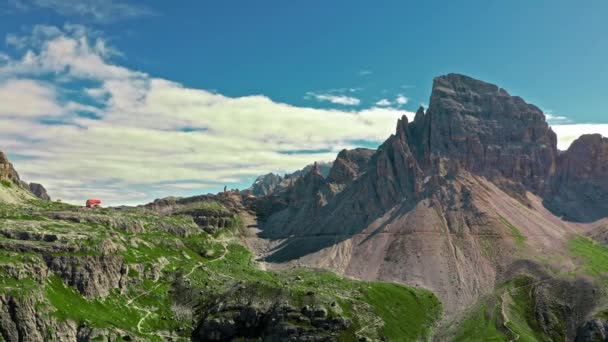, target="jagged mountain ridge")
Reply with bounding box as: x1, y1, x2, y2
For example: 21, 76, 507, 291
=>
246, 161, 333, 197
257, 73, 608, 322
